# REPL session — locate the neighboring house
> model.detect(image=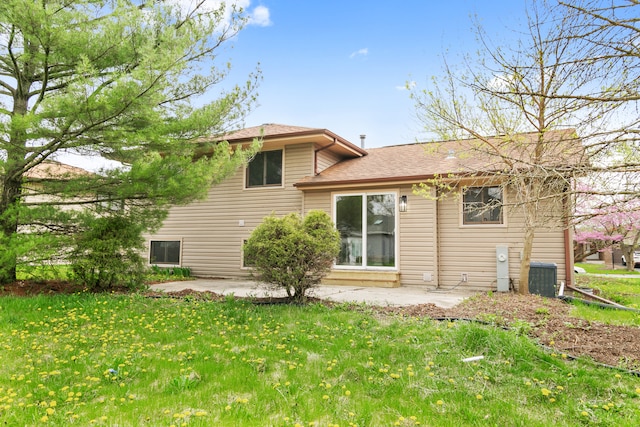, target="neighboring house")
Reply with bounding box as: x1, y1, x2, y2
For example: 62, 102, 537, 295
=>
22, 160, 92, 208
146, 124, 580, 291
